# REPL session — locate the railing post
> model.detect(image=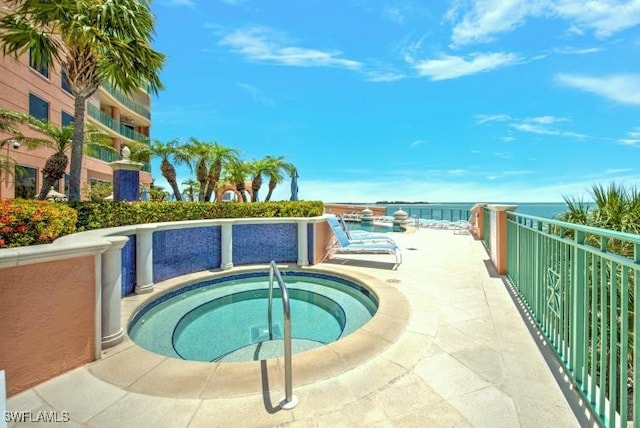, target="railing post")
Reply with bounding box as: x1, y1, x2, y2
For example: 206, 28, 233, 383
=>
487, 204, 518, 275
268, 261, 298, 410
570, 231, 586, 388
472, 203, 487, 239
